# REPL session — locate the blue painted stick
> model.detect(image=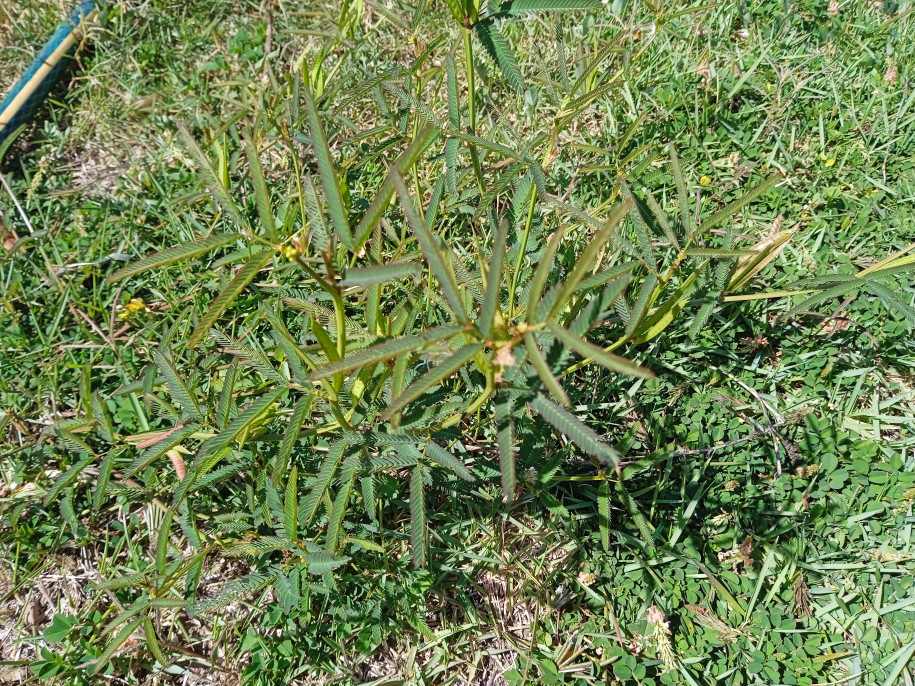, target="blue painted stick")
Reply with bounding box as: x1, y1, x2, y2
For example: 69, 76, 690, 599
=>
0, 1, 97, 144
